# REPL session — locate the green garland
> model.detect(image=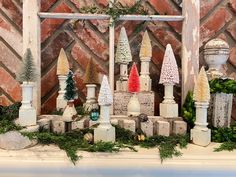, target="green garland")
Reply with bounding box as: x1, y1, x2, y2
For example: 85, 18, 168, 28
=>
0, 103, 22, 134
209, 78, 236, 95
78, 0, 147, 26
212, 123, 236, 152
